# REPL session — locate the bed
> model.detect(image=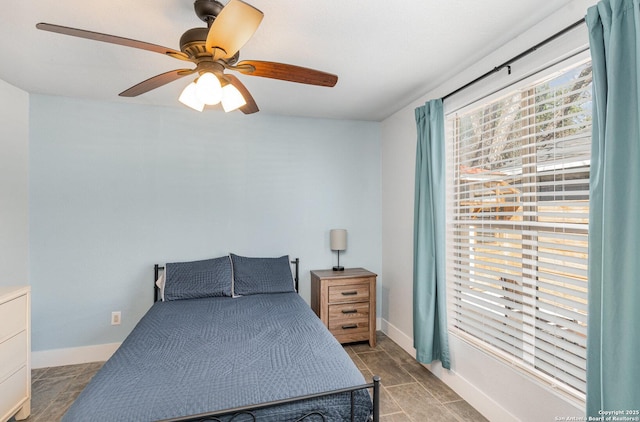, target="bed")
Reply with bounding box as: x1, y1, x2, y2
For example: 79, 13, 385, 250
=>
62, 254, 379, 422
